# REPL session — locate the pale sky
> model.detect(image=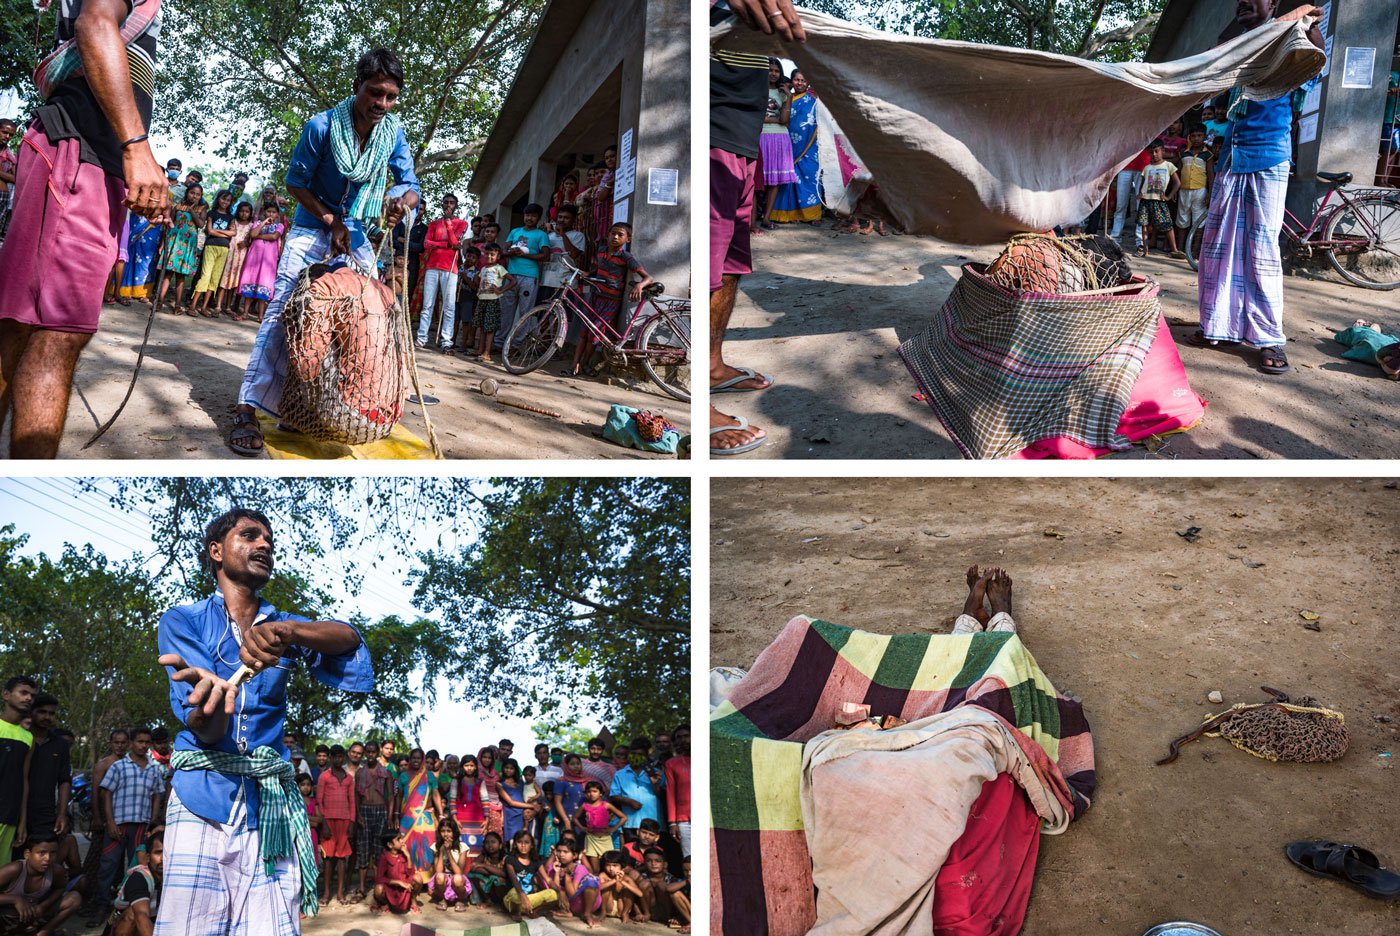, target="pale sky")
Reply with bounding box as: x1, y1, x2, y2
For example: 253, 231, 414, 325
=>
0, 478, 601, 752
